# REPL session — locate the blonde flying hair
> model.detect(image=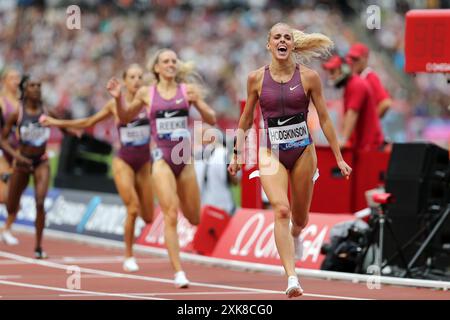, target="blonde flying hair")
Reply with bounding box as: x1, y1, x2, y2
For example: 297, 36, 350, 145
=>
146, 48, 207, 98
269, 23, 334, 63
